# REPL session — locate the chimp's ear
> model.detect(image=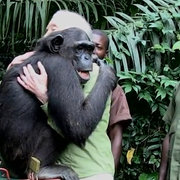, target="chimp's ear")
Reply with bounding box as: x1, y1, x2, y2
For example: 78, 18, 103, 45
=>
50, 34, 64, 53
